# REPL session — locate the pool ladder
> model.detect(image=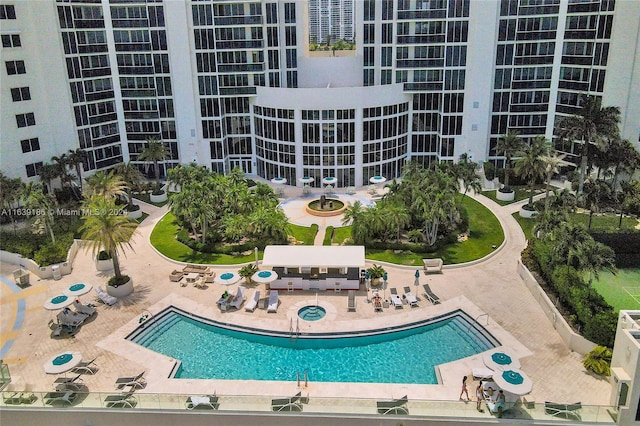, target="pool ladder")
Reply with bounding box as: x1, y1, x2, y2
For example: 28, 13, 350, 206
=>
296, 369, 308, 388
289, 318, 300, 340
